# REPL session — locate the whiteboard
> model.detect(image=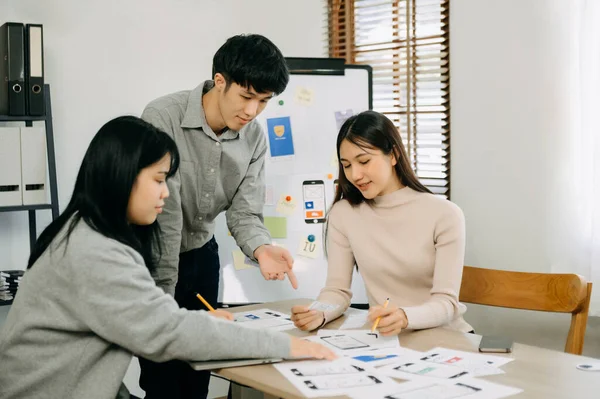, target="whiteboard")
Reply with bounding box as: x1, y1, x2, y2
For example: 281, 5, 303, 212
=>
216, 64, 372, 305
